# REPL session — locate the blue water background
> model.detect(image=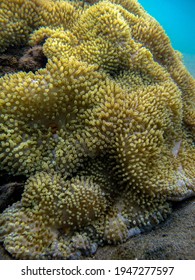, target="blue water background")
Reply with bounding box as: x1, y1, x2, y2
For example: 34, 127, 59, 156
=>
138, 0, 195, 76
